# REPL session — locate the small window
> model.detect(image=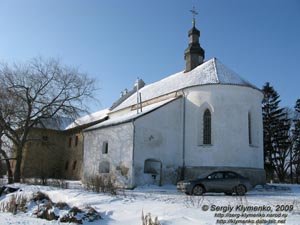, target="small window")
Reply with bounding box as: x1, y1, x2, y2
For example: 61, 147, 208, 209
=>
75, 135, 79, 146
42, 136, 48, 141
203, 109, 212, 145
72, 161, 77, 170
42, 136, 48, 145
68, 137, 72, 147
99, 161, 110, 173
65, 161, 69, 170
102, 141, 108, 154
